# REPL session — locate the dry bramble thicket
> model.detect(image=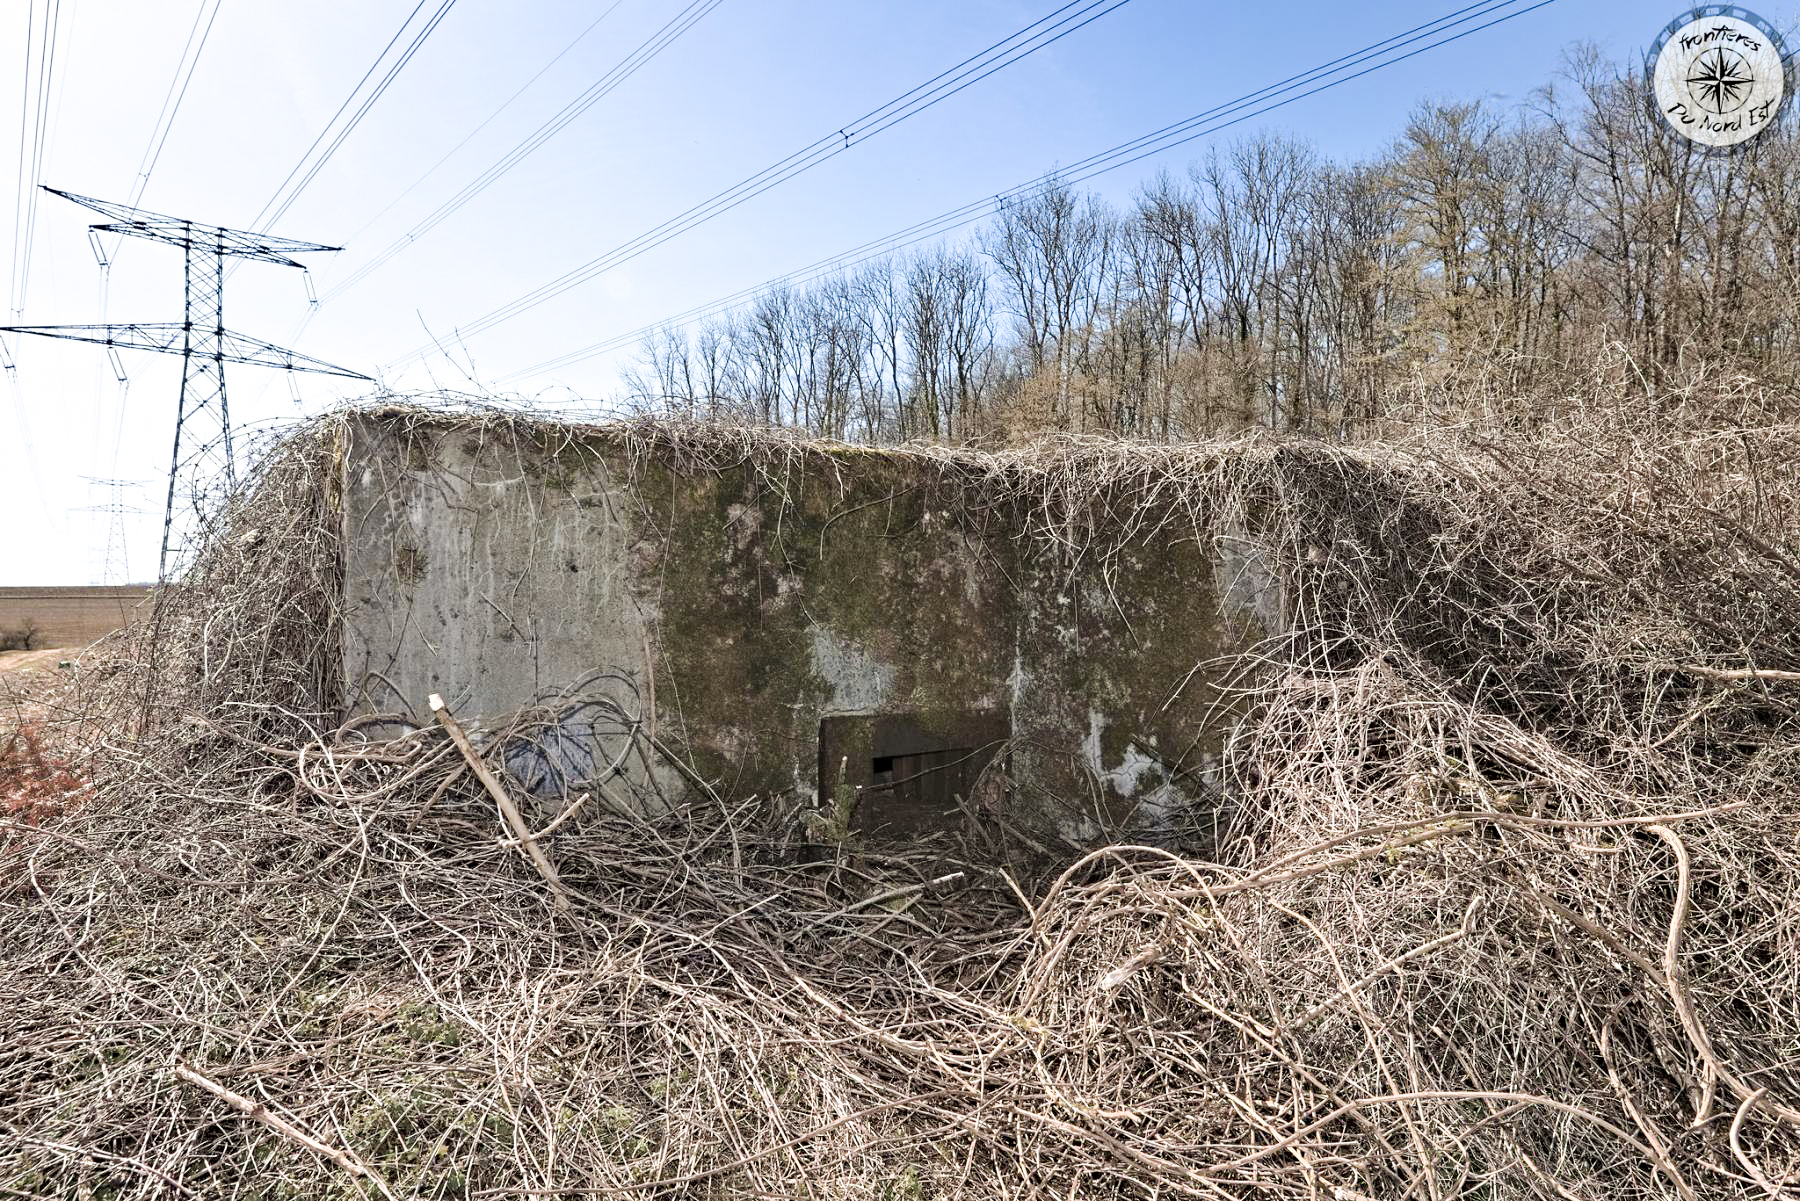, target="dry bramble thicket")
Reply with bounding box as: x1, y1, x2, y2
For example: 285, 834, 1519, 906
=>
4, 359, 1800, 1198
